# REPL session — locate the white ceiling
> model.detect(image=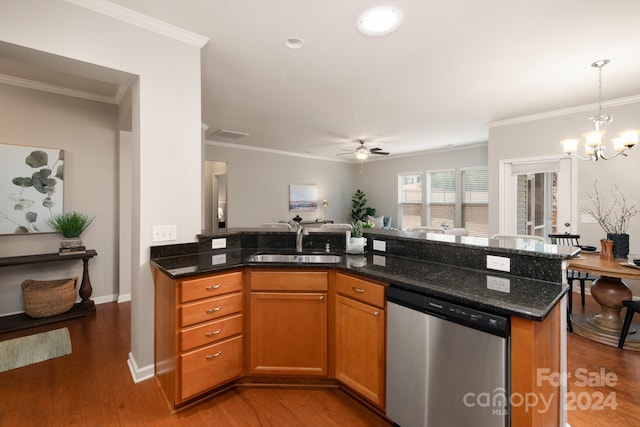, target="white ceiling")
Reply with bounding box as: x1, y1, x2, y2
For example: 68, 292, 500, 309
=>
4, 0, 640, 161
